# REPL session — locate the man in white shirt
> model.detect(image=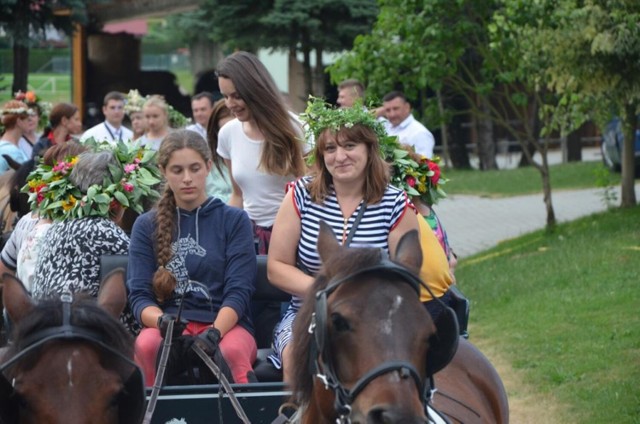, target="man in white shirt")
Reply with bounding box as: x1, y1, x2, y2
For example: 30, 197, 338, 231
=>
81, 91, 133, 143
185, 92, 216, 140
382, 91, 435, 158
